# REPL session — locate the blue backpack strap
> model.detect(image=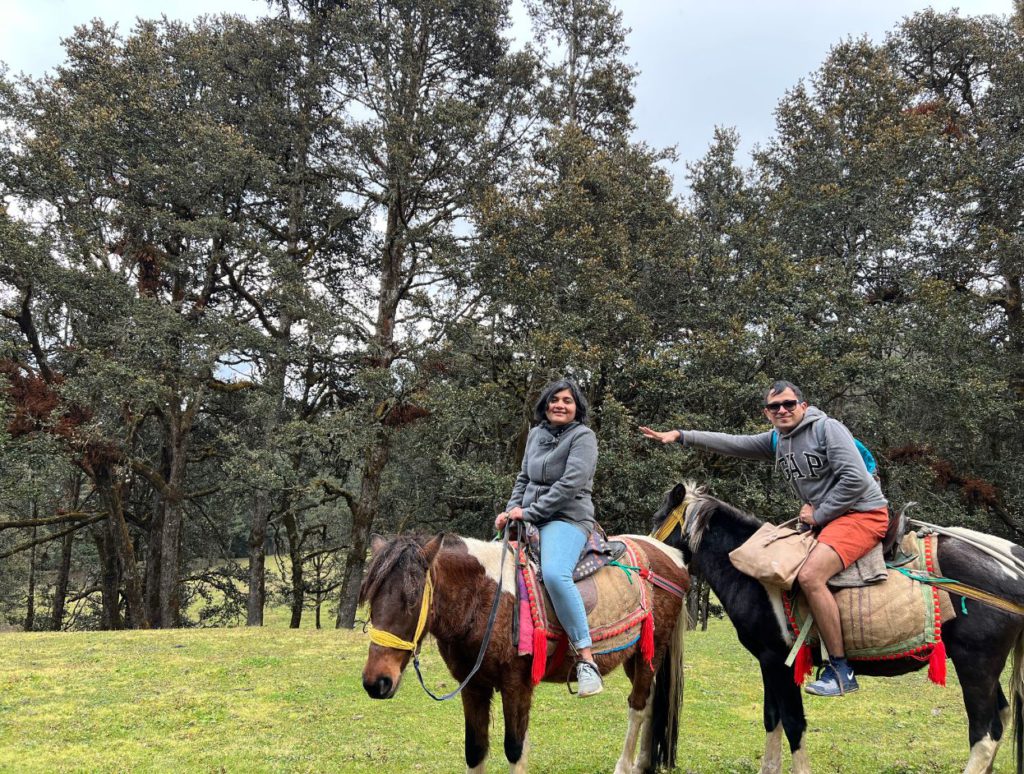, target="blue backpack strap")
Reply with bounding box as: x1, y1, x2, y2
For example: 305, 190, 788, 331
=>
816, 417, 877, 475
